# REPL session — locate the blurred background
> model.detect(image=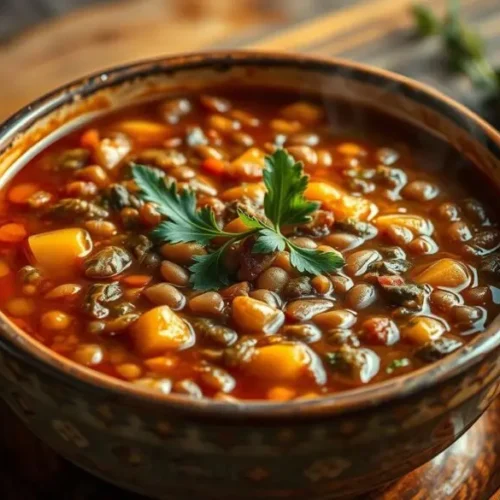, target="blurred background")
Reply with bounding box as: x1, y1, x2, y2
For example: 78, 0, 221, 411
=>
0, 0, 499, 120
0, 0, 350, 118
